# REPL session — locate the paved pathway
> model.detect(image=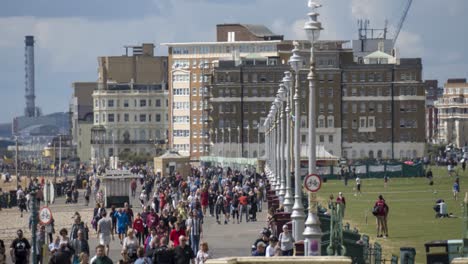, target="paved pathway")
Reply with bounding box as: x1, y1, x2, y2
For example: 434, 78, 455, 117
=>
1, 183, 267, 262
